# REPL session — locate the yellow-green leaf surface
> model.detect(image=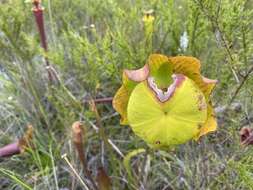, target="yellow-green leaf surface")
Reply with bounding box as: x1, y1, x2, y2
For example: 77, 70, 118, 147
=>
112, 74, 137, 125
113, 54, 217, 141
169, 56, 217, 138
113, 64, 149, 125
196, 104, 217, 139
127, 76, 207, 148
169, 56, 217, 97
